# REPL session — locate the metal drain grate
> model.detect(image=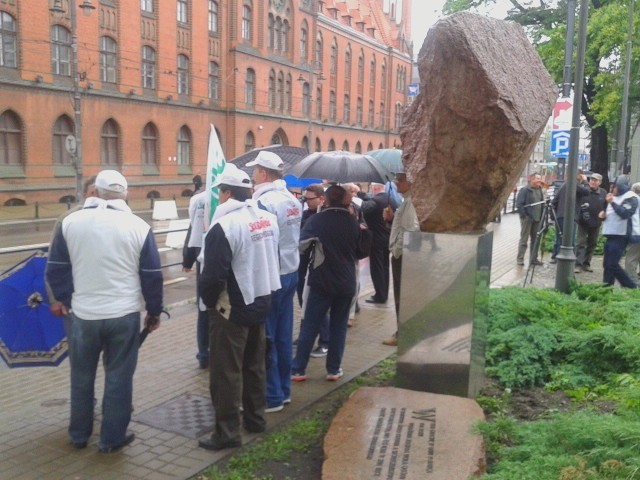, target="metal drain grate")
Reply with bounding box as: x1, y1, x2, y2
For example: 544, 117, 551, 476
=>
133, 393, 214, 439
